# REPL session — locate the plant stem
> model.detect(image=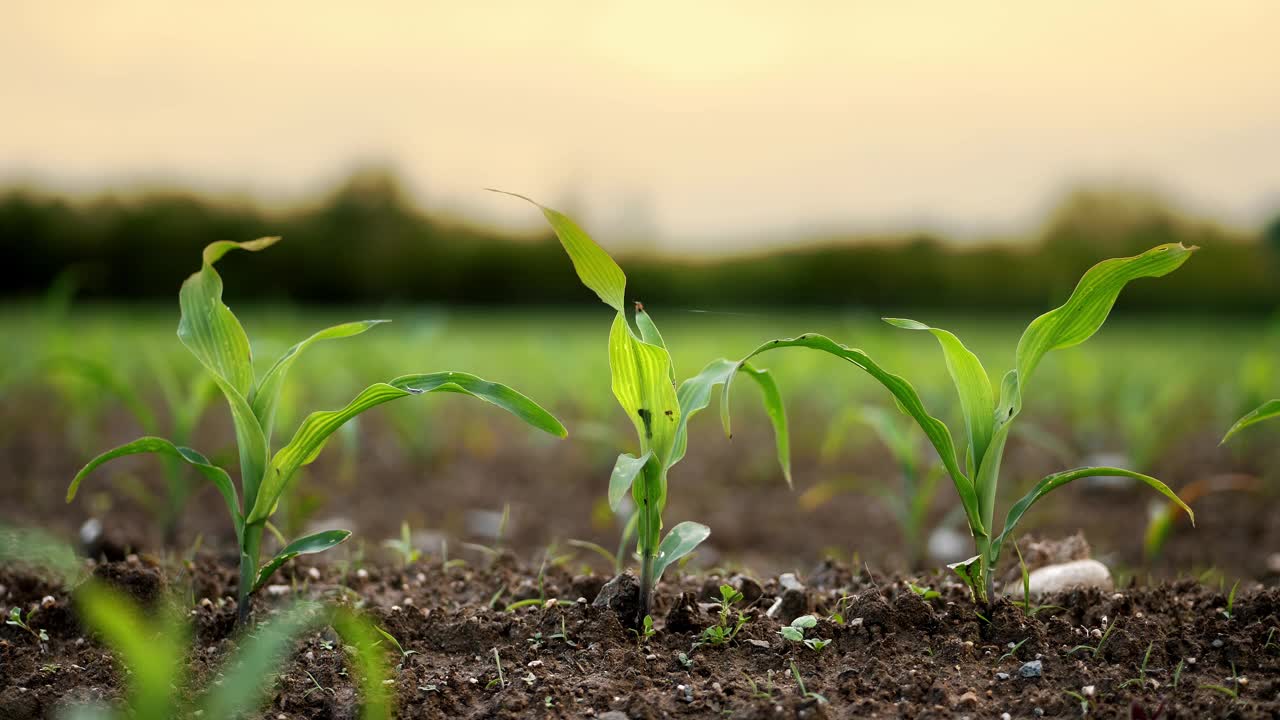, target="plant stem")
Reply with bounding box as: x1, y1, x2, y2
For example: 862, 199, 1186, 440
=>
237, 523, 263, 627
638, 551, 654, 630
